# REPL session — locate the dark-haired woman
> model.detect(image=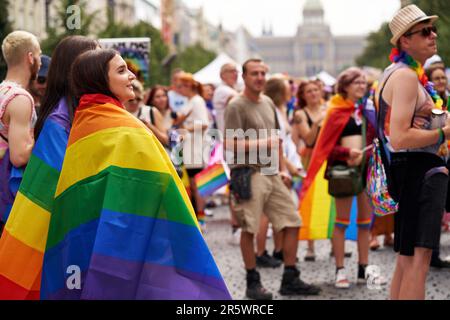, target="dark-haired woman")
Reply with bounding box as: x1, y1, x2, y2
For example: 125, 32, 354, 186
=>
125, 80, 169, 146
39, 49, 230, 299
0, 35, 98, 299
